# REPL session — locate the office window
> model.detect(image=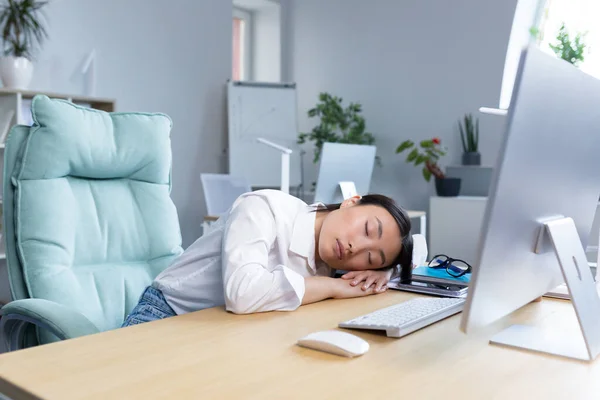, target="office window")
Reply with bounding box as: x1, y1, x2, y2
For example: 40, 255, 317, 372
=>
233, 8, 252, 80
534, 0, 600, 79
